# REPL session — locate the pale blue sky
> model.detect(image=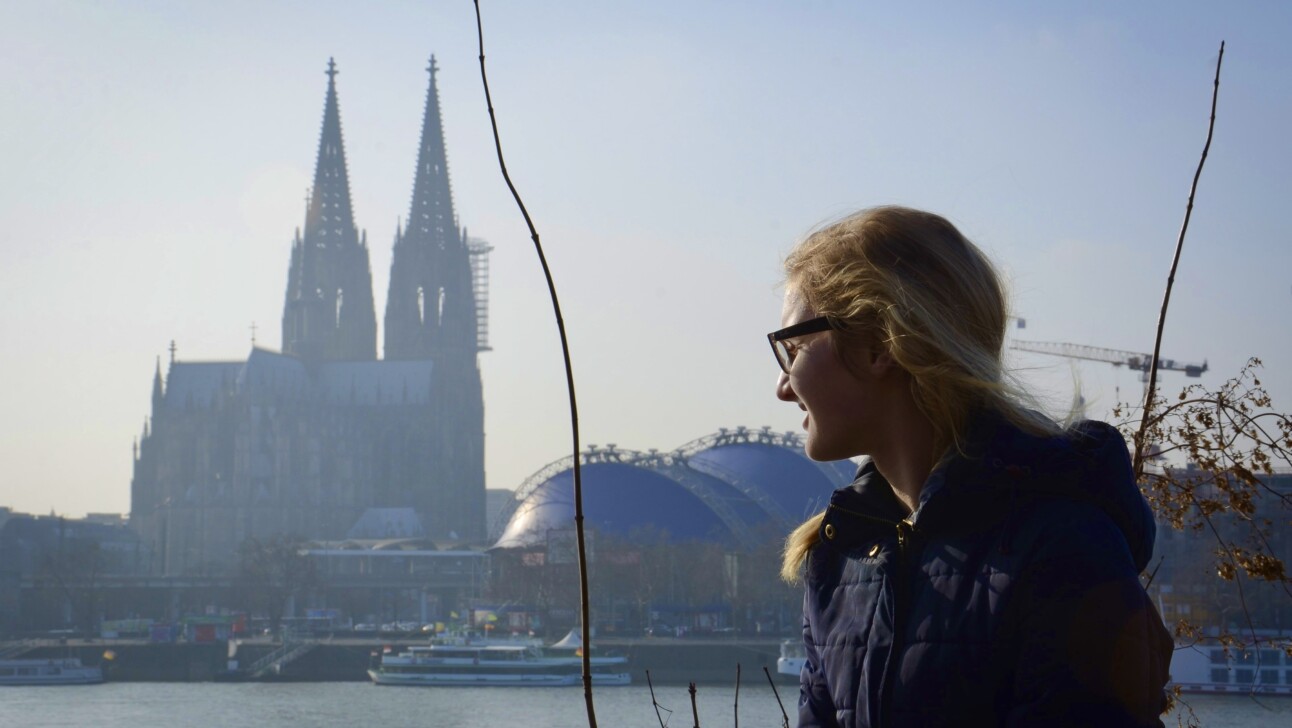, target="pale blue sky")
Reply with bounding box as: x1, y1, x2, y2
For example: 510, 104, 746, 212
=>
1, 1, 1288, 517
